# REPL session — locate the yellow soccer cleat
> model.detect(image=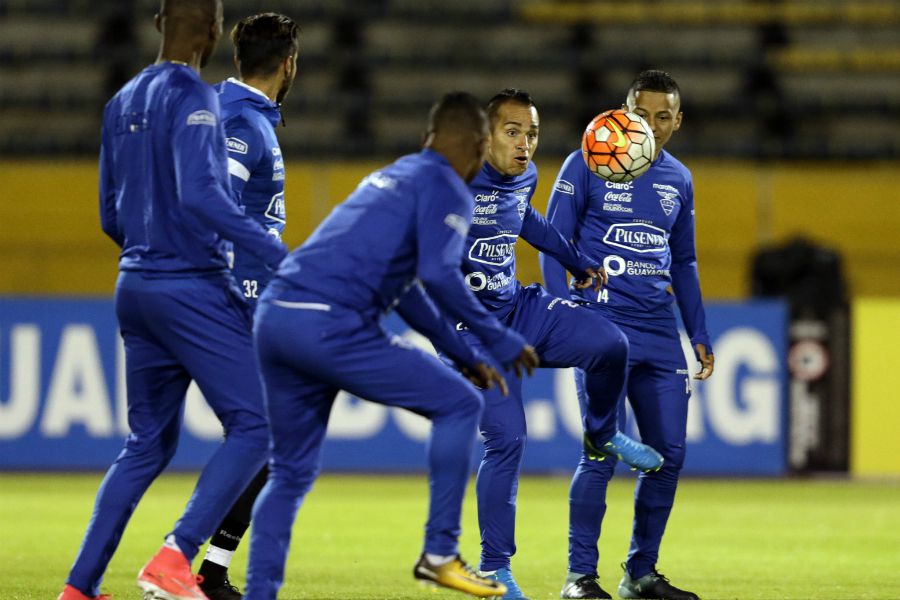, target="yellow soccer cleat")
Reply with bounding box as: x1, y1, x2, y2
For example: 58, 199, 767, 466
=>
413, 554, 507, 598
